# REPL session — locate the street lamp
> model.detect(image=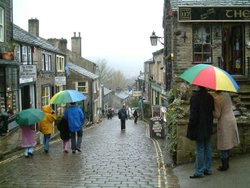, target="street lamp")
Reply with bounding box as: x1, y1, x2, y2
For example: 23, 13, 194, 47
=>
150, 31, 164, 46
